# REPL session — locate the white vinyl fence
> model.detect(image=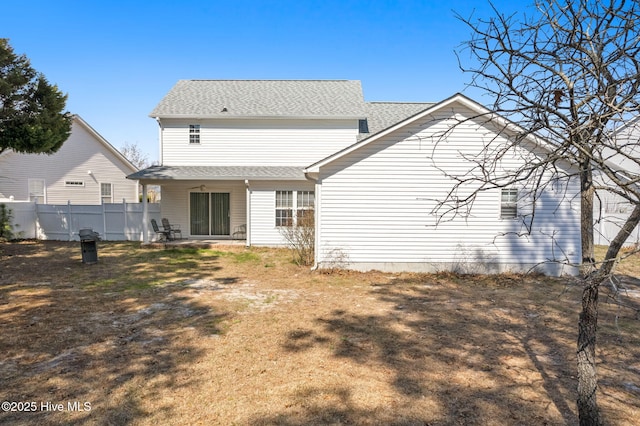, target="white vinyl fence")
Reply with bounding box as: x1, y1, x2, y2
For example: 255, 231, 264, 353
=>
594, 212, 640, 247
1, 200, 160, 241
